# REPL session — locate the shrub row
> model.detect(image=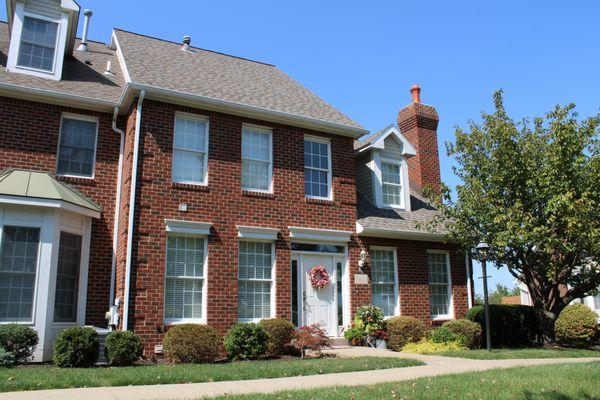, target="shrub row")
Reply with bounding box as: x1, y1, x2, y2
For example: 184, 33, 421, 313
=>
466, 304, 541, 348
